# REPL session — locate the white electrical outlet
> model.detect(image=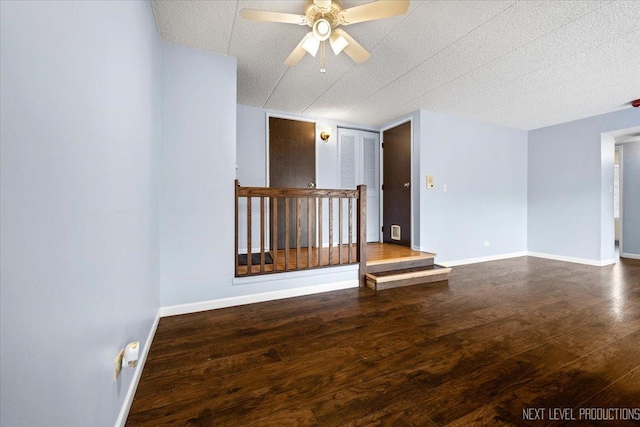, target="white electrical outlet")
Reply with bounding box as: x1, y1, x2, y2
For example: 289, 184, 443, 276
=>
484, 241, 490, 246
443, 184, 448, 192
114, 349, 124, 381
426, 175, 434, 189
